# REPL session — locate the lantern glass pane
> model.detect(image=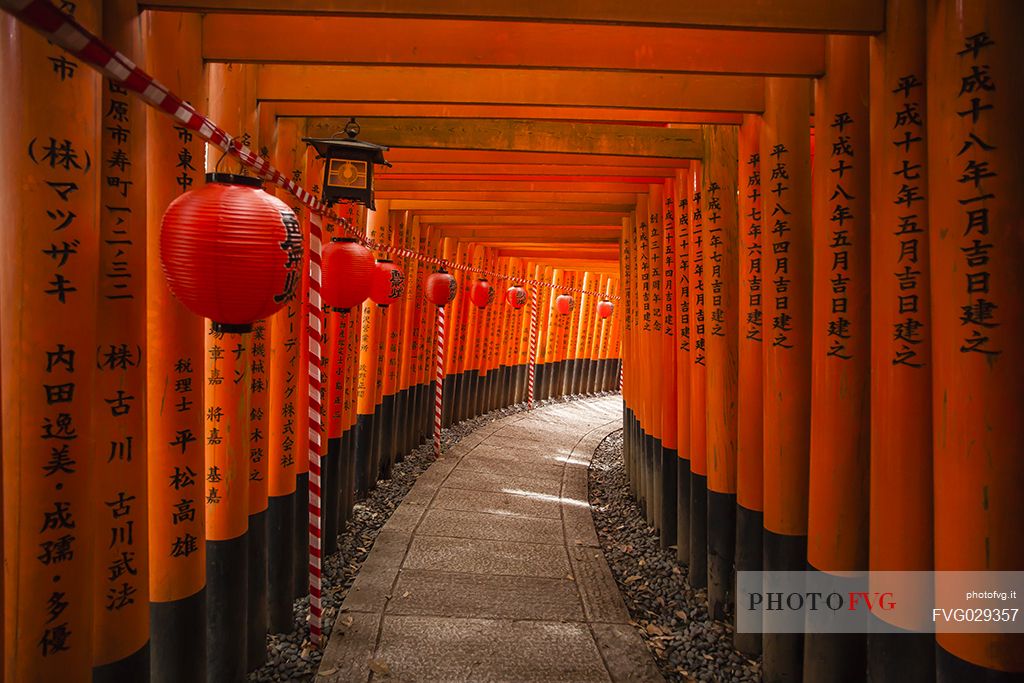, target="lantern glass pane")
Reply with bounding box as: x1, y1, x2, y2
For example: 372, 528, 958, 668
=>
327, 158, 368, 189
